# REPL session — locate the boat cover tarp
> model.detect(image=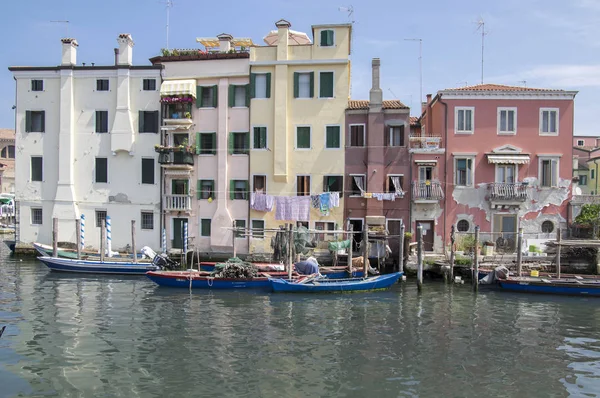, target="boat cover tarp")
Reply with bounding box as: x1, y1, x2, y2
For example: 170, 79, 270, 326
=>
294, 260, 319, 275
328, 239, 351, 252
